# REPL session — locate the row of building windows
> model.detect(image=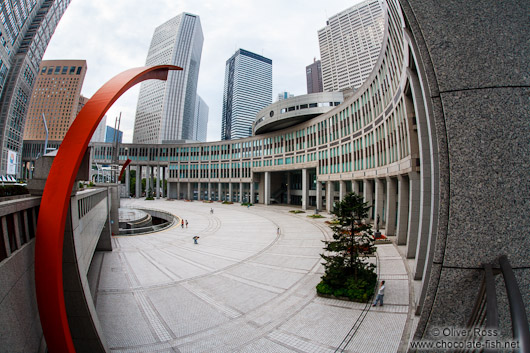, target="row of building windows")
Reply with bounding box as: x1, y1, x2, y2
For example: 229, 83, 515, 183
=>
40, 65, 83, 75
